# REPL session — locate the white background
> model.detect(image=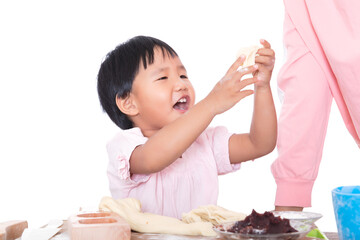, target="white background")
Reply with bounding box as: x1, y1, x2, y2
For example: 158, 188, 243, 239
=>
1, 0, 359, 233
